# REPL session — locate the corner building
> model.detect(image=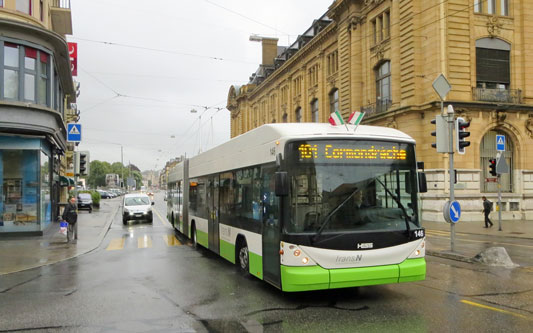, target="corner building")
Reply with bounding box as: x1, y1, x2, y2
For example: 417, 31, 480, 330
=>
0, 0, 75, 235
227, 0, 533, 223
